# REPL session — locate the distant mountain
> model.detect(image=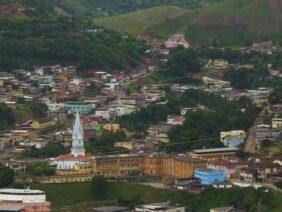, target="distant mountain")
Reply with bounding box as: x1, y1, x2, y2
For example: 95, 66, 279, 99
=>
94, 6, 188, 36
95, 0, 282, 46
